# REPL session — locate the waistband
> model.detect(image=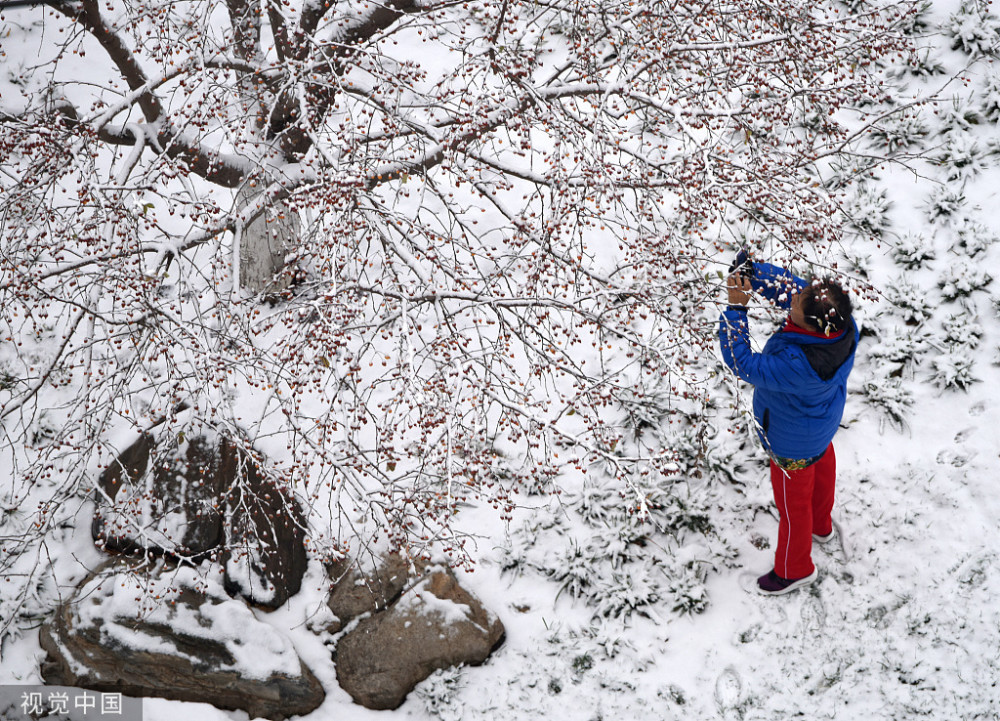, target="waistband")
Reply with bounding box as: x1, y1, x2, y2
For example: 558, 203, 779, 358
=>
770, 452, 825, 471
